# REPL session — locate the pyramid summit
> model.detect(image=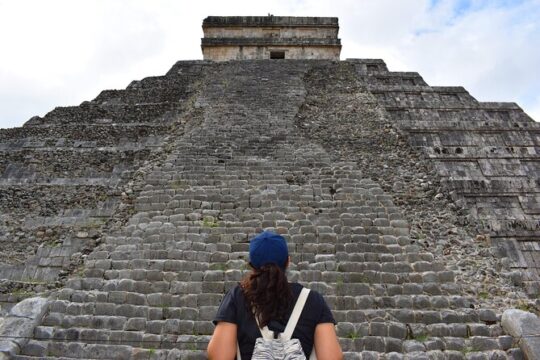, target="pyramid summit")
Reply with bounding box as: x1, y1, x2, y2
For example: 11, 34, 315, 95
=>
0, 16, 539, 359
201, 15, 341, 61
